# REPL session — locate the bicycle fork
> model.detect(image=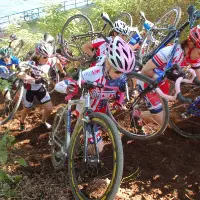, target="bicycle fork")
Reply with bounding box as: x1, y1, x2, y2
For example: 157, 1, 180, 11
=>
83, 119, 100, 163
